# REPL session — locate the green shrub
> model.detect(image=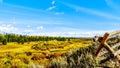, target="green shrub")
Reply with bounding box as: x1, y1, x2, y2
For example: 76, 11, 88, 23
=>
2, 38, 7, 45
